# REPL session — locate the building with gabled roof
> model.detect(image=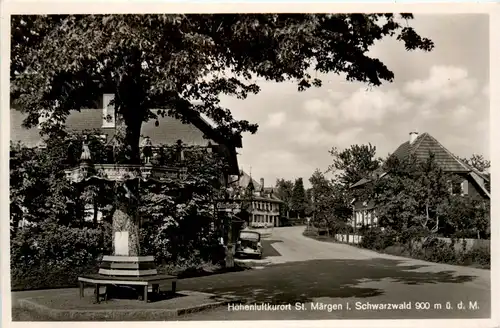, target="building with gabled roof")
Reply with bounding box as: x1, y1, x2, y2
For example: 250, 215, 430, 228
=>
11, 94, 243, 225
349, 131, 490, 229
237, 171, 283, 228
11, 94, 241, 176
